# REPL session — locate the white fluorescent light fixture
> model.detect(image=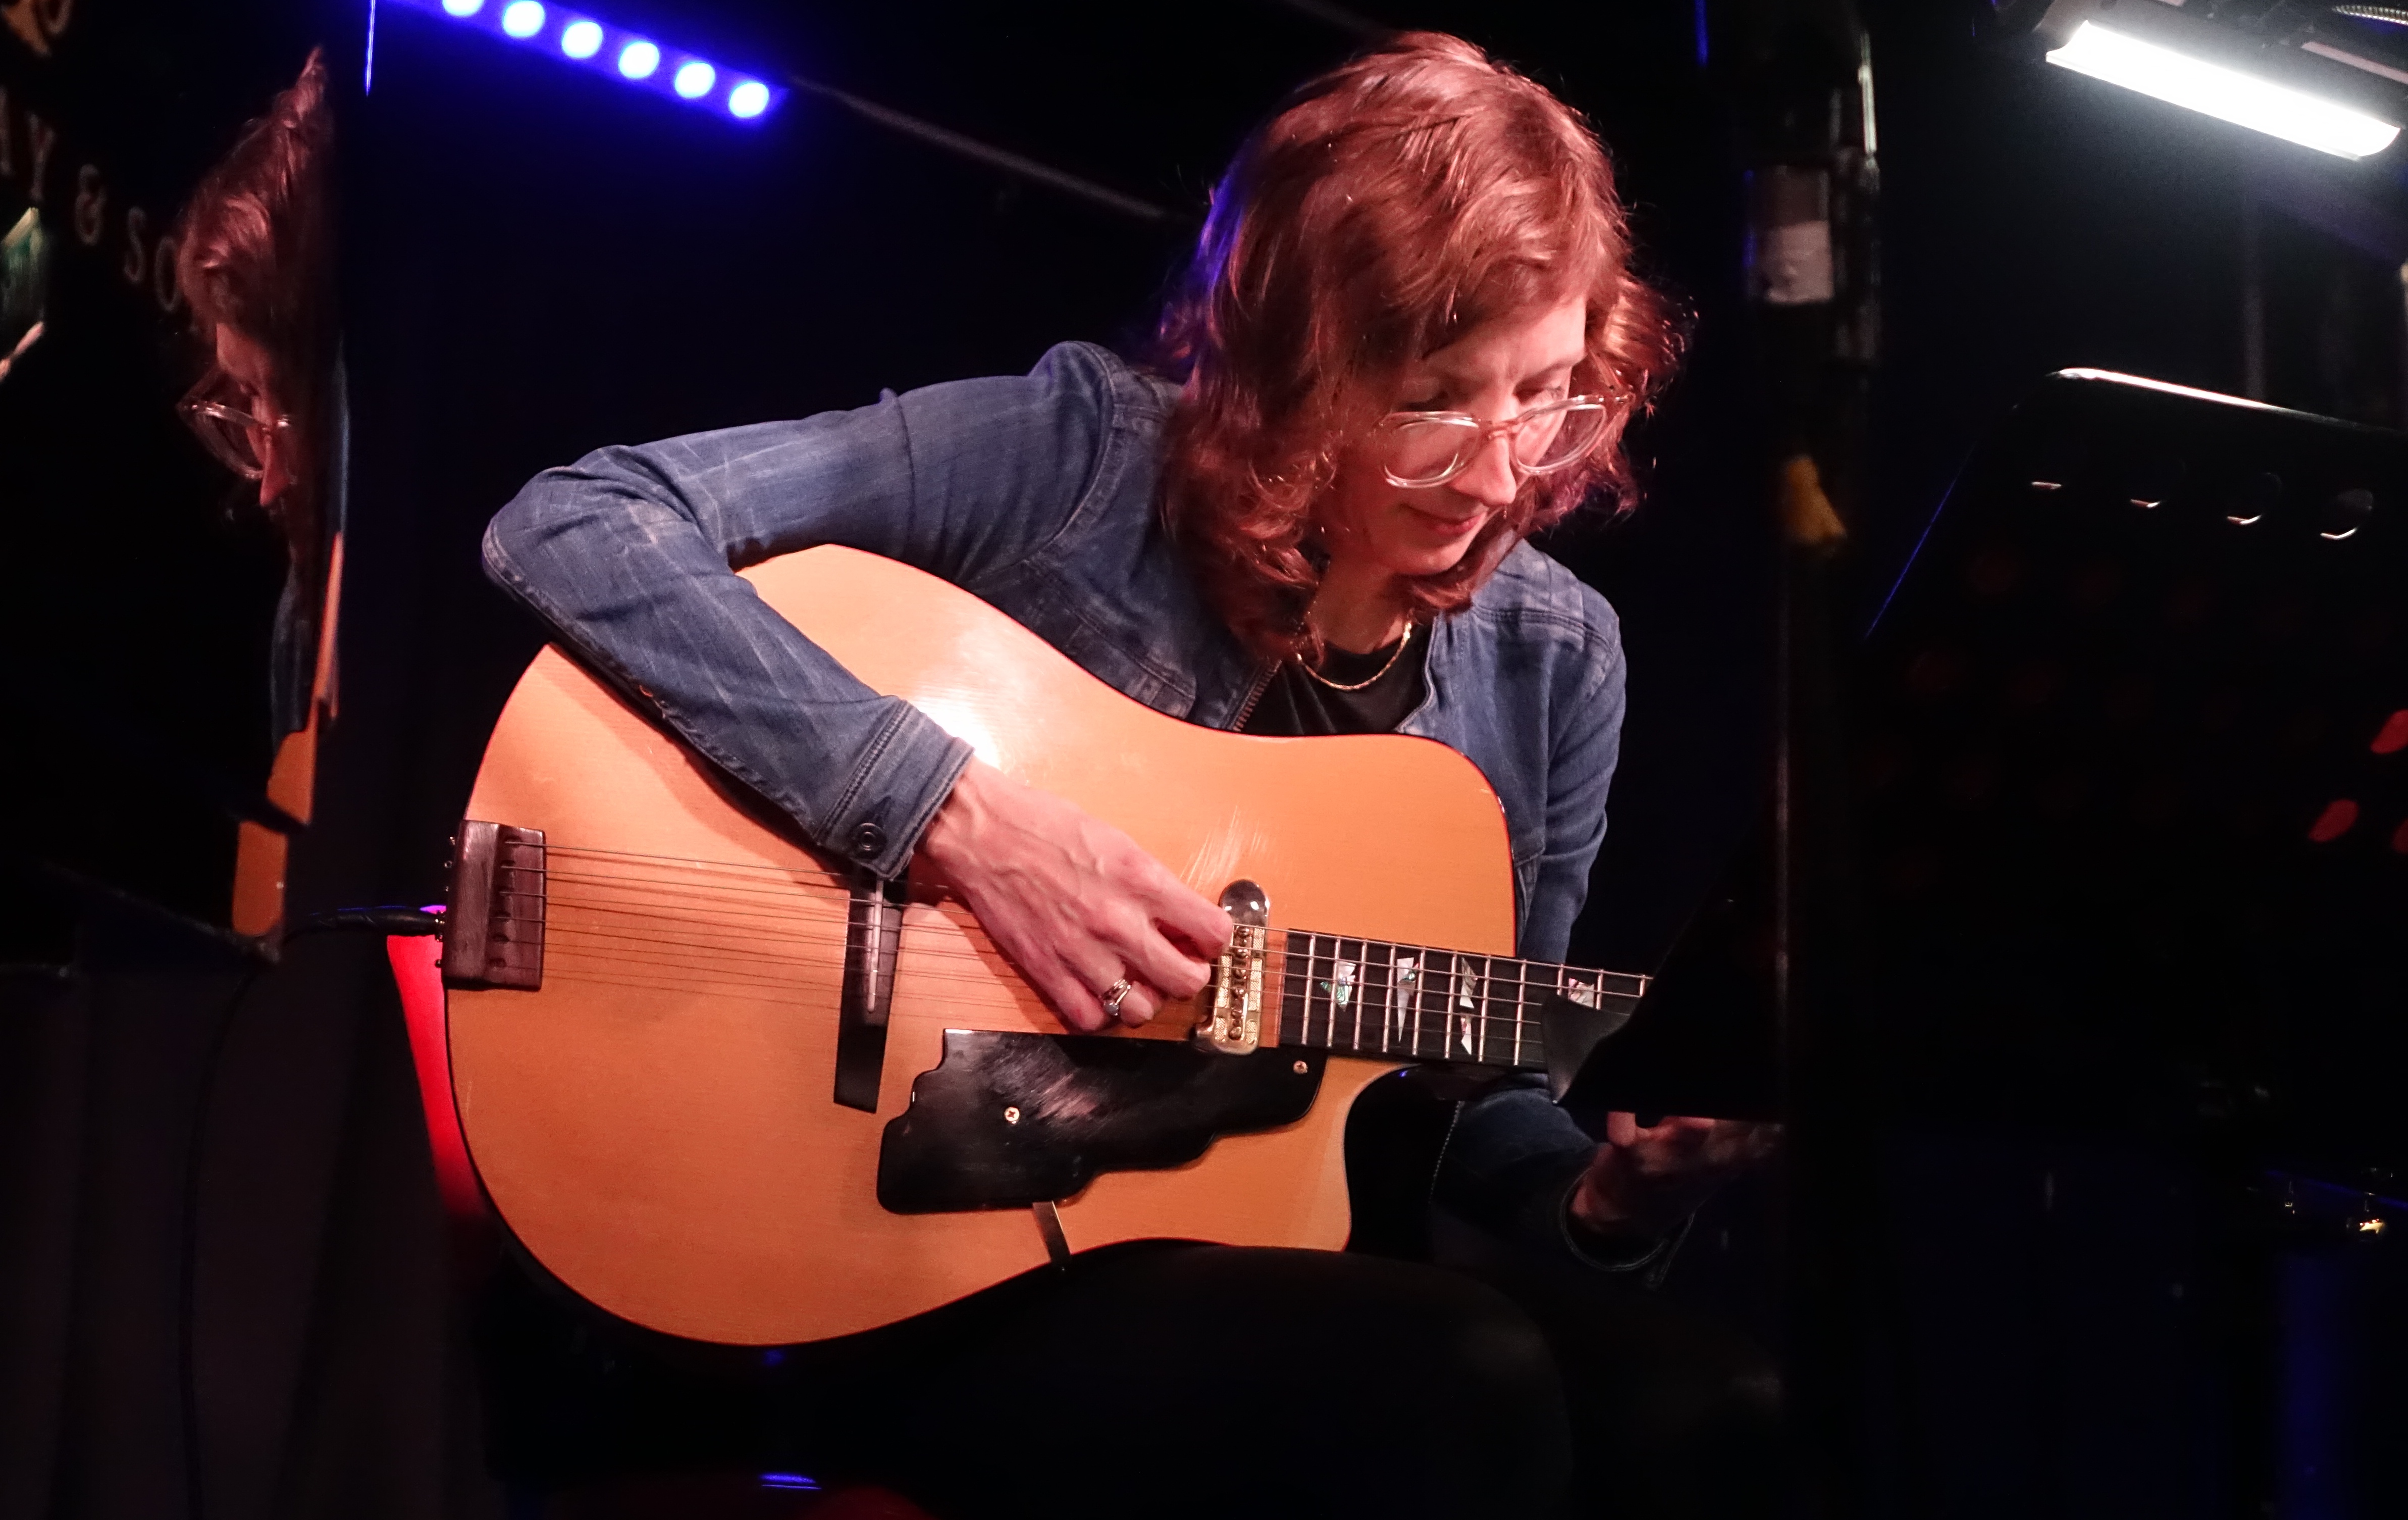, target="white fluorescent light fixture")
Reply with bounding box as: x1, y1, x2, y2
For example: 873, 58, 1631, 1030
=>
392, 0, 785, 125
2048, 21, 2400, 159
